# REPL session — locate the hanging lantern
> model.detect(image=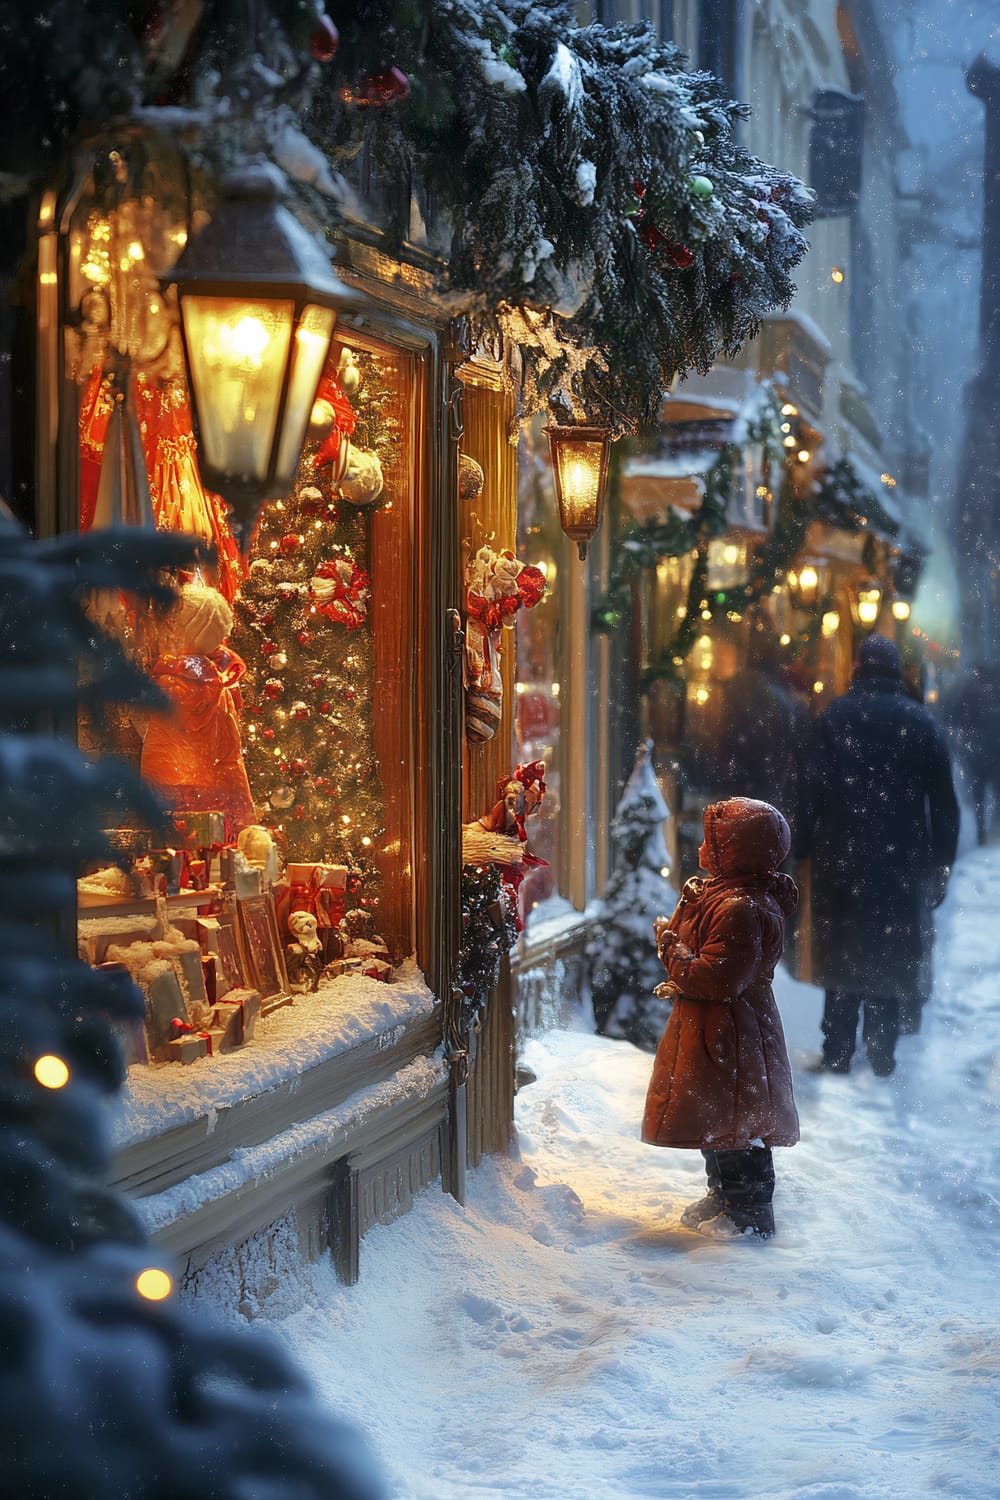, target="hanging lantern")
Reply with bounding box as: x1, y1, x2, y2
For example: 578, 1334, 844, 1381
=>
851, 580, 883, 627
543, 425, 612, 561
164, 163, 364, 551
